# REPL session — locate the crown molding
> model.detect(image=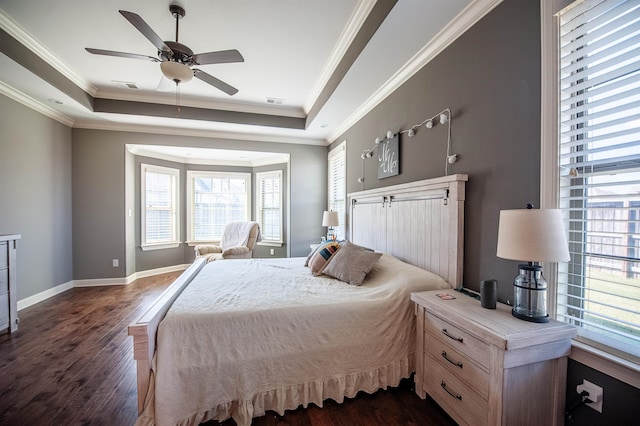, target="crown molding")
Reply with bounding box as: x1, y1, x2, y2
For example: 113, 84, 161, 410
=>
327, 0, 504, 143
72, 119, 326, 146
303, 0, 376, 114
0, 81, 75, 127
96, 88, 306, 118
0, 10, 96, 96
